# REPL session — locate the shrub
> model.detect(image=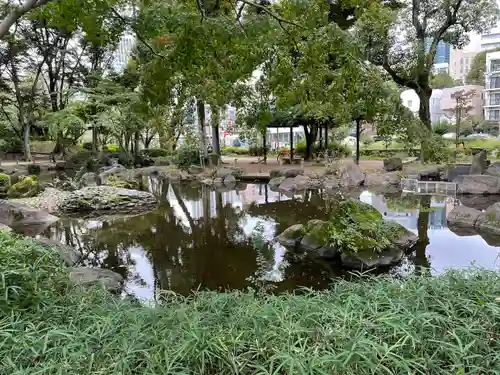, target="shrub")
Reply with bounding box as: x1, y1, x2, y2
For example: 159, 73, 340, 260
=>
81, 142, 93, 151
221, 146, 249, 155
426, 135, 452, 164
100, 151, 134, 167
69, 149, 92, 167
7, 176, 42, 198
0, 137, 23, 153
175, 145, 201, 168
103, 144, 120, 152
0, 173, 10, 196
27, 164, 41, 175
141, 148, 170, 157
